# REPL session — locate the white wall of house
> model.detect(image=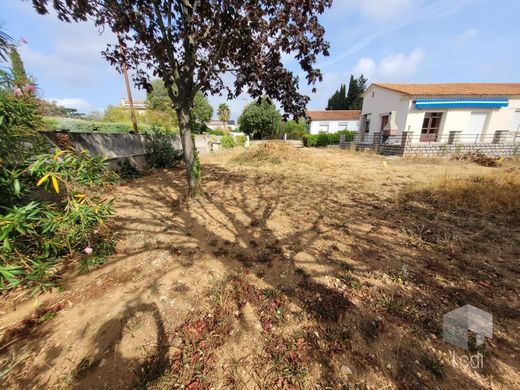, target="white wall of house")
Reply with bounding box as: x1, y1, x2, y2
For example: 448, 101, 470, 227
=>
309, 119, 359, 134
362, 85, 412, 136
362, 85, 520, 143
